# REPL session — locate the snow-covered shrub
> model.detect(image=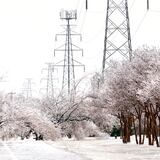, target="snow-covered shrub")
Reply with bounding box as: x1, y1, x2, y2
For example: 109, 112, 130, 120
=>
0, 121, 20, 140
94, 113, 119, 133
61, 121, 101, 140
61, 121, 84, 140
15, 106, 61, 140
0, 96, 61, 141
